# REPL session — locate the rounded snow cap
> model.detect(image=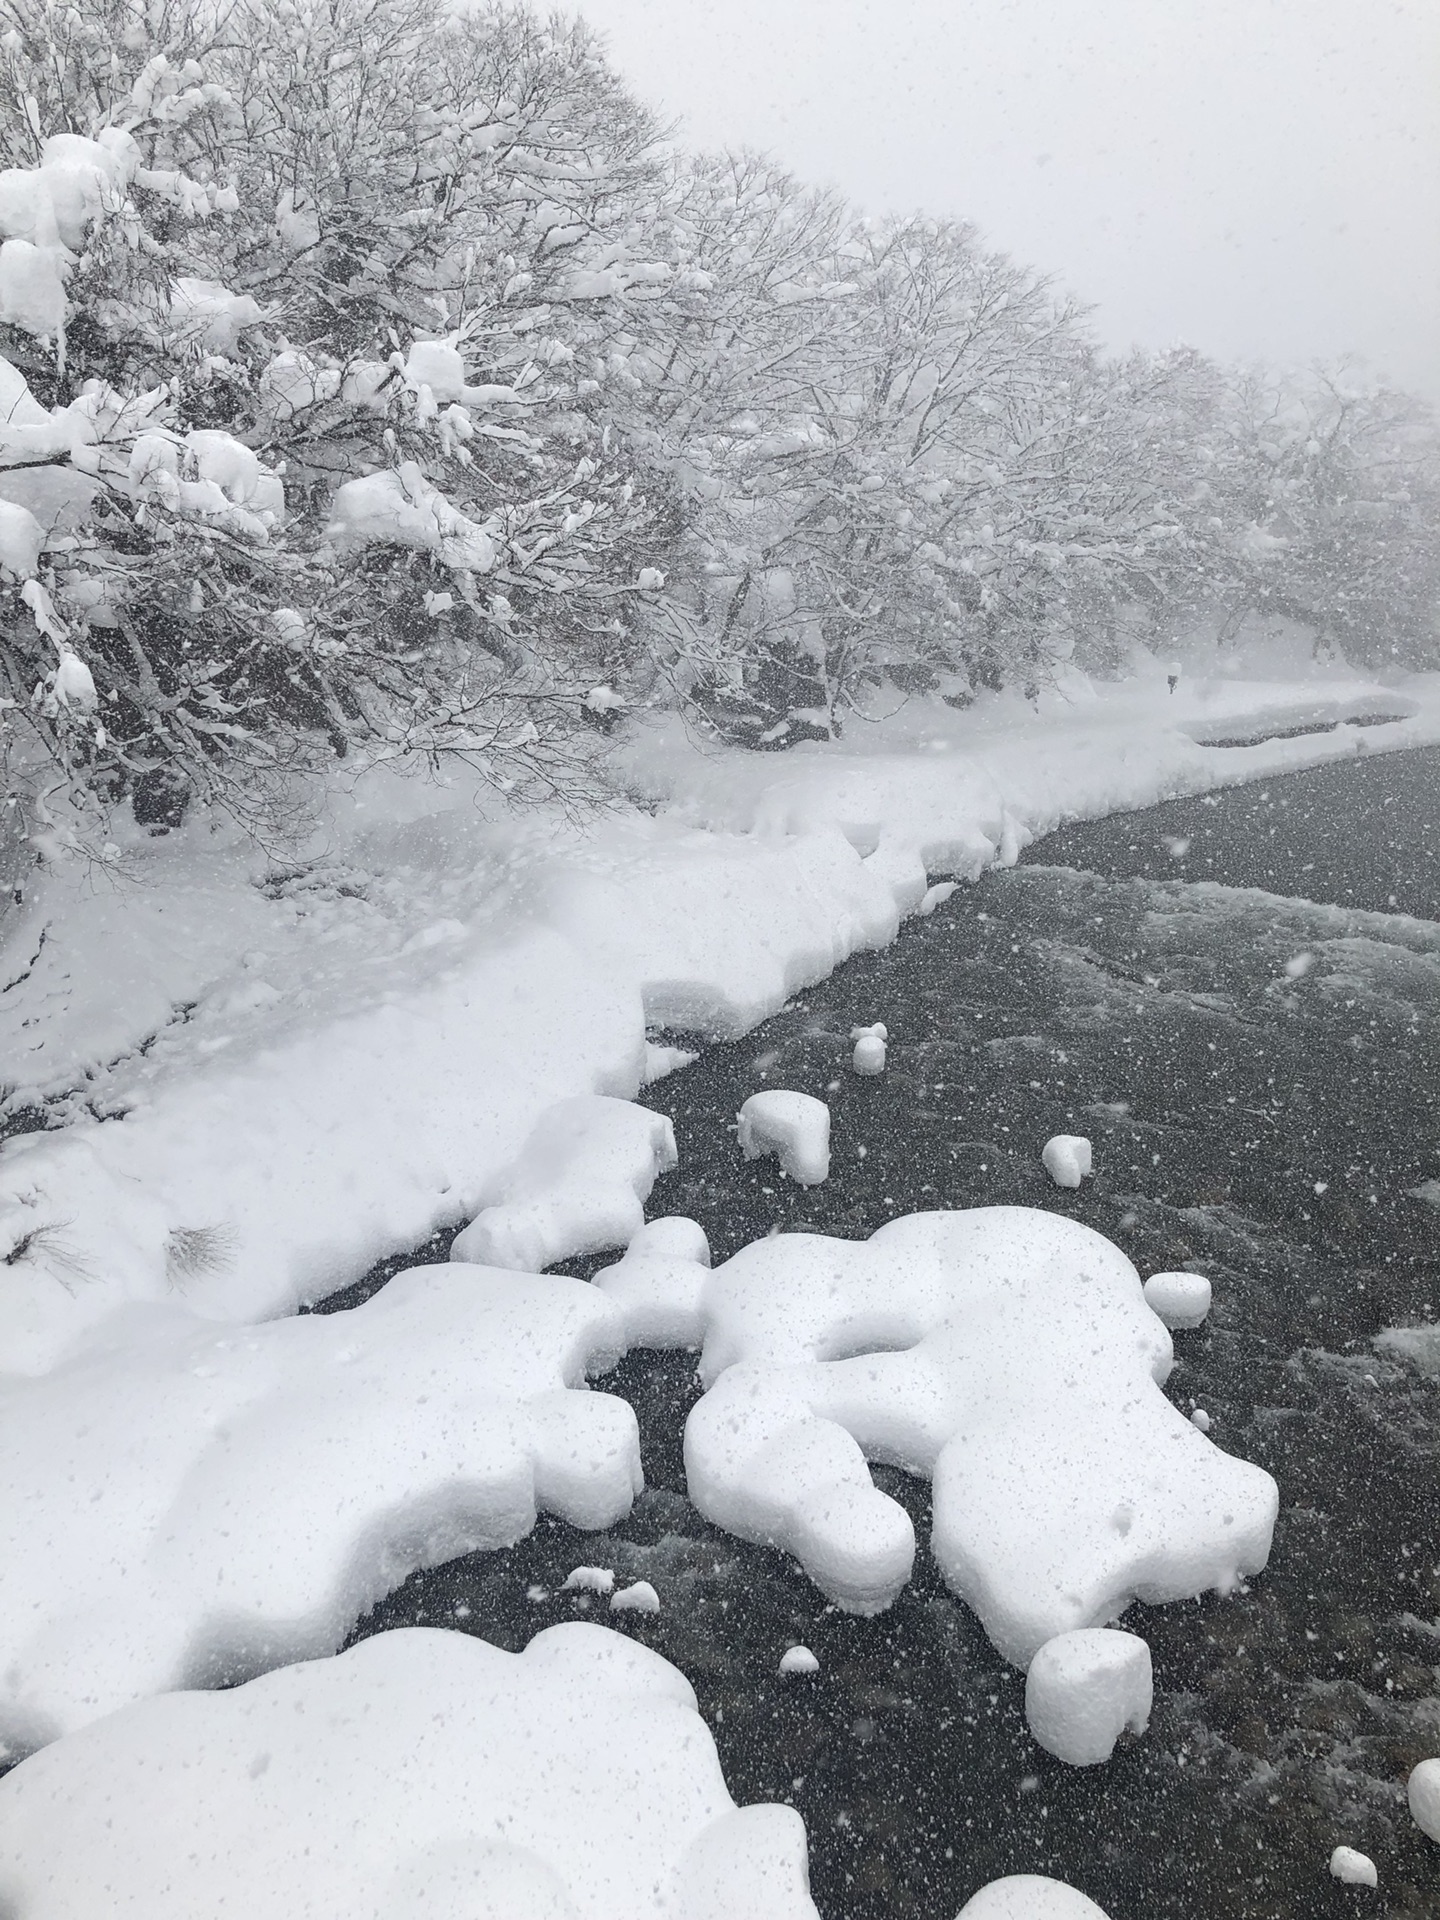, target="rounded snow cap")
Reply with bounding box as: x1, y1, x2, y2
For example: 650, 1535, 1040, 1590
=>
956, 1874, 1113, 1917
1408, 1757, 1440, 1842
